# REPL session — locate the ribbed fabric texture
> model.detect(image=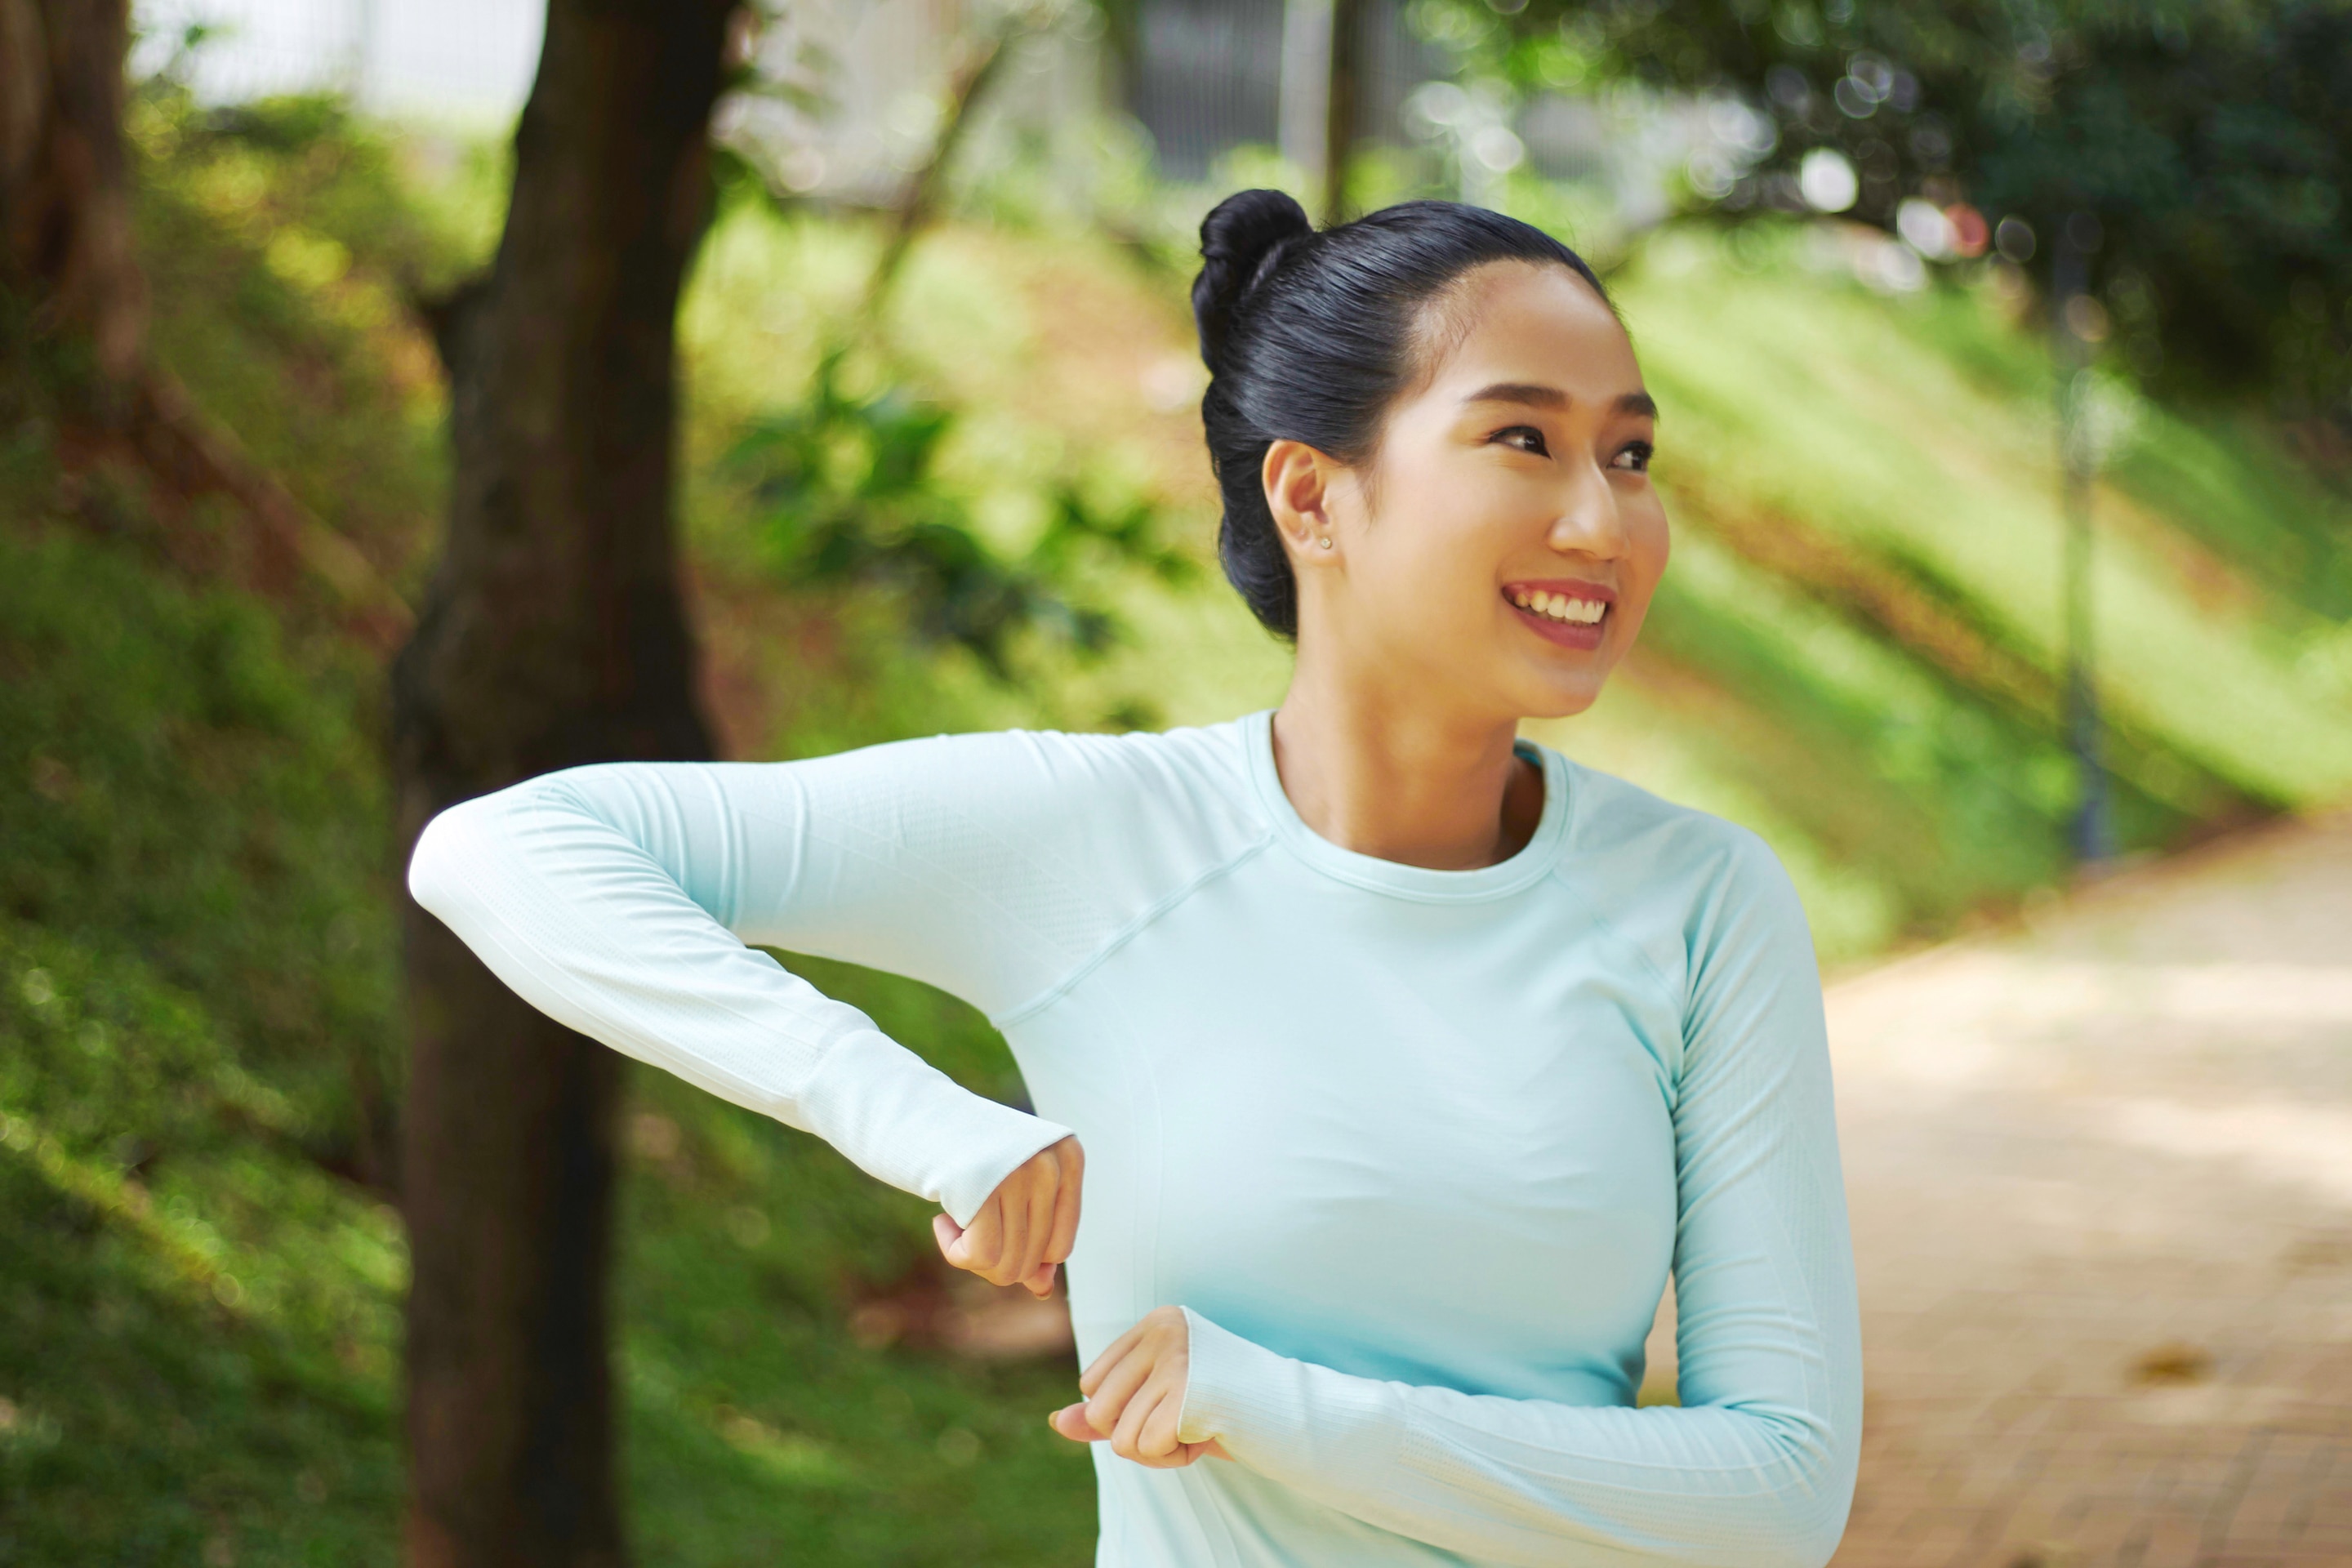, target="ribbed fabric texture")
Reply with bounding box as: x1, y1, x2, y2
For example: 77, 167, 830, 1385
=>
407, 710, 1861, 1565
